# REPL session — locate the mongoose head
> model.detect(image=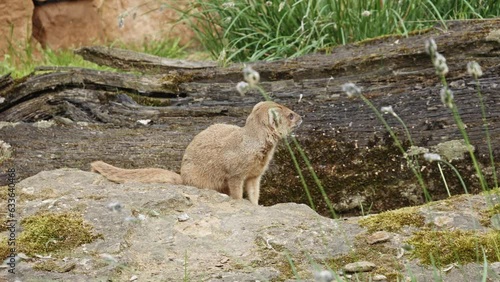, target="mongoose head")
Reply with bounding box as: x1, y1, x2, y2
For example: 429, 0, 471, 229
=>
246, 101, 302, 138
